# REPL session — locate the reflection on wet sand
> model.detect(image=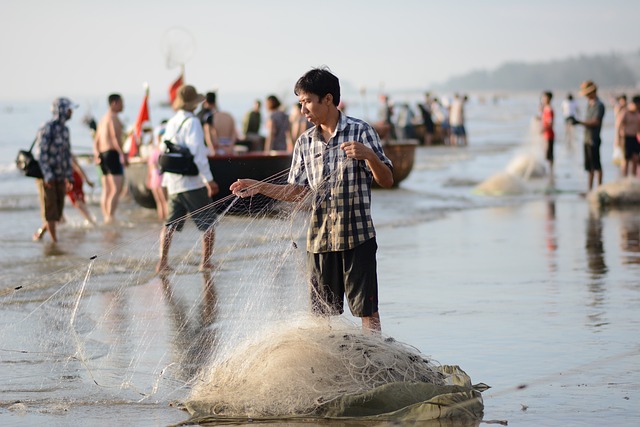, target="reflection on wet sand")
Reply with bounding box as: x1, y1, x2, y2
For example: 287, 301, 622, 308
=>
160, 272, 218, 382
544, 197, 558, 273
585, 210, 607, 278
585, 209, 608, 329
618, 209, 640, 265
